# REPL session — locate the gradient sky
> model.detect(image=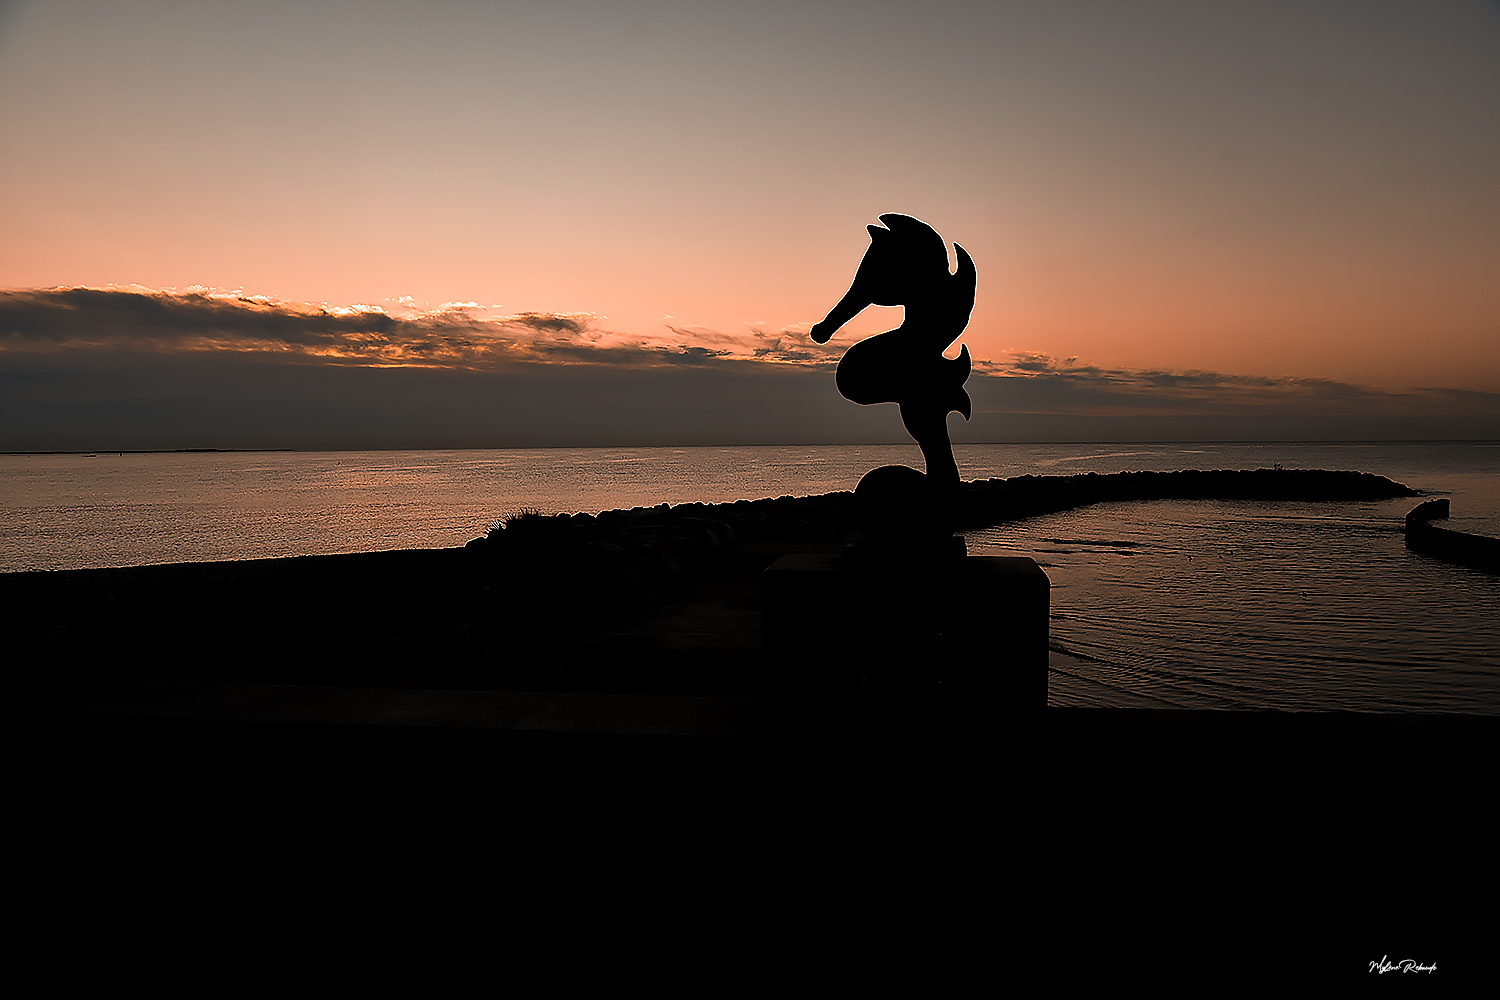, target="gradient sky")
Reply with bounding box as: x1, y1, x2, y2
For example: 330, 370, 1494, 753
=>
2, 1, 1498, 447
